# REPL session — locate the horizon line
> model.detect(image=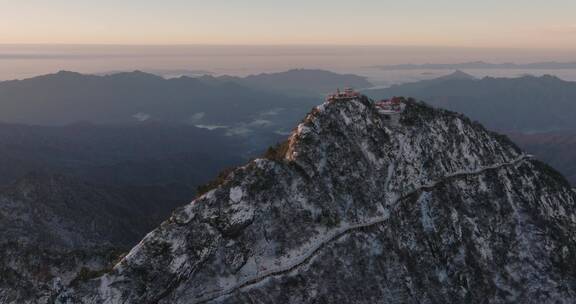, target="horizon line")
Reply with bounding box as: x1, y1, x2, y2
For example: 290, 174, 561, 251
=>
2, 43, 576, 51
